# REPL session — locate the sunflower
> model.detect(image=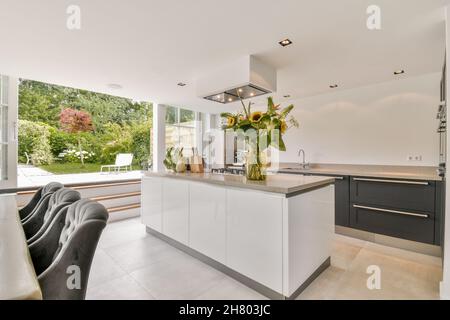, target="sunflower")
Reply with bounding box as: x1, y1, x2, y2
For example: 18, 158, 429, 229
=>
280, 120, 287, 134
249, 111, 263, 122
227, 116, 236, 127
